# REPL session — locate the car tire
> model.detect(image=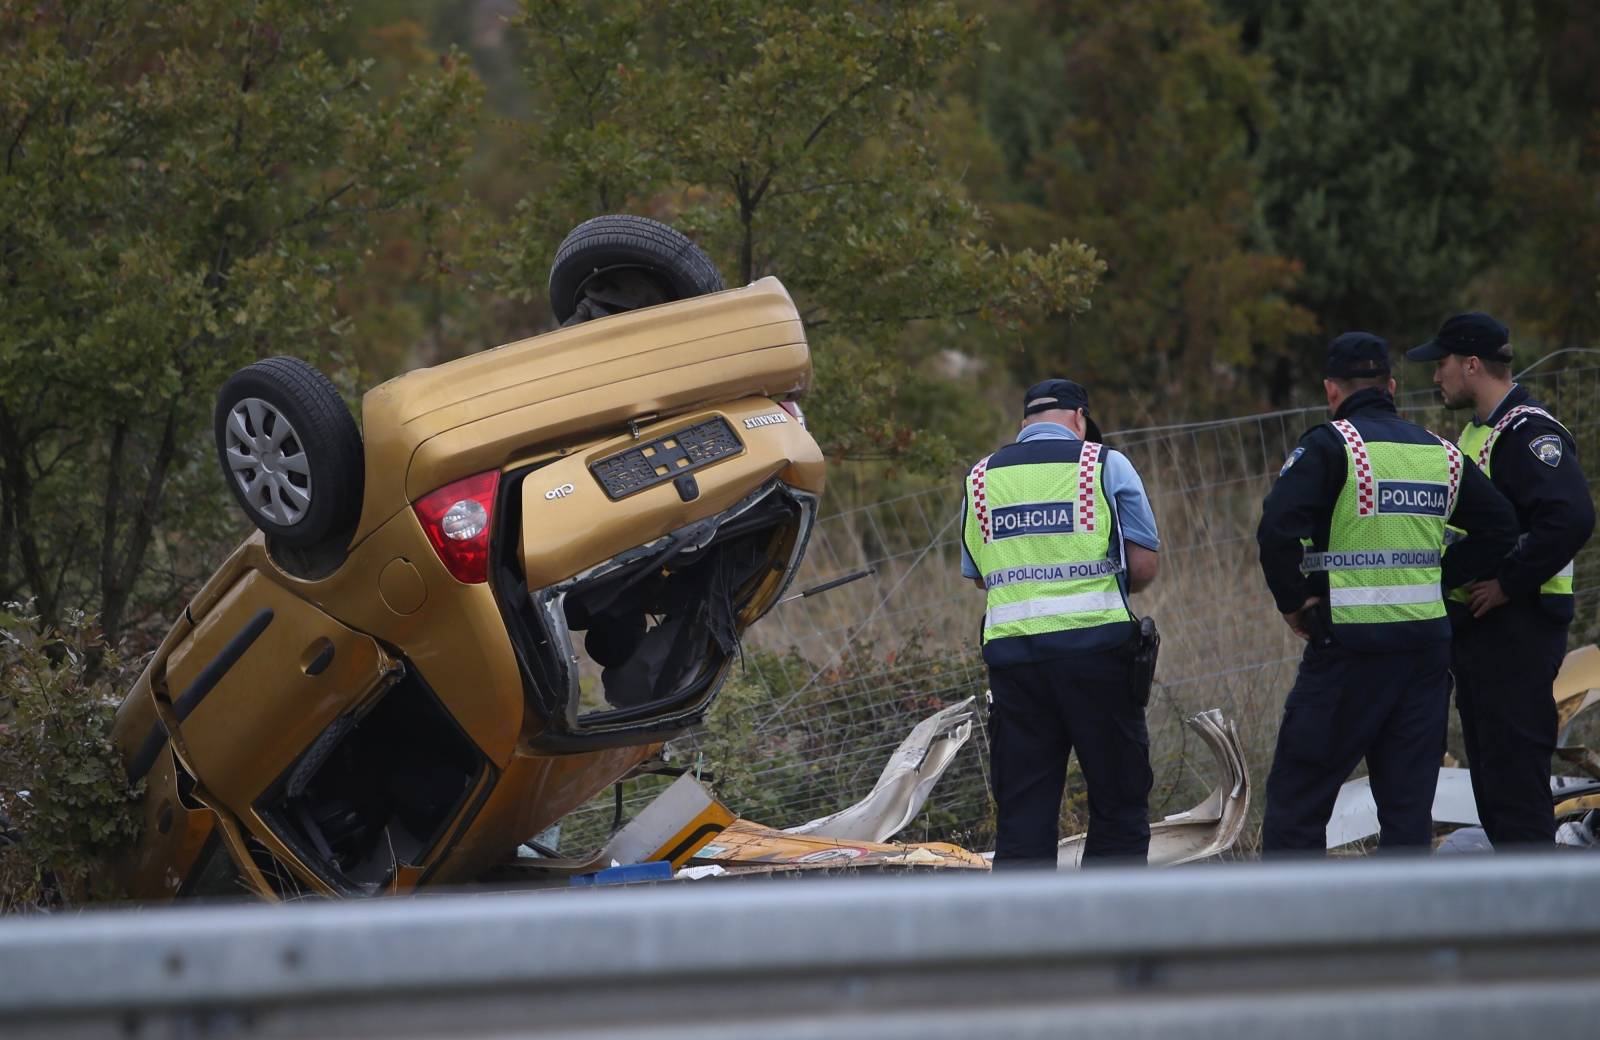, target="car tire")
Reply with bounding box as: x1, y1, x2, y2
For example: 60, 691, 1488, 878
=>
549, 214, 726, 325
214, 357, 364, 549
